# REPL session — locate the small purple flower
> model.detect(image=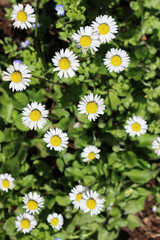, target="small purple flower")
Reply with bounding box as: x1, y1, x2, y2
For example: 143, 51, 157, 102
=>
152, 206, 157, 212
55, 4, 65, 16
55, 238, 62, 240
21, 40, 30, 50
32, 22, 40, 29
13, 60, 22, 64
